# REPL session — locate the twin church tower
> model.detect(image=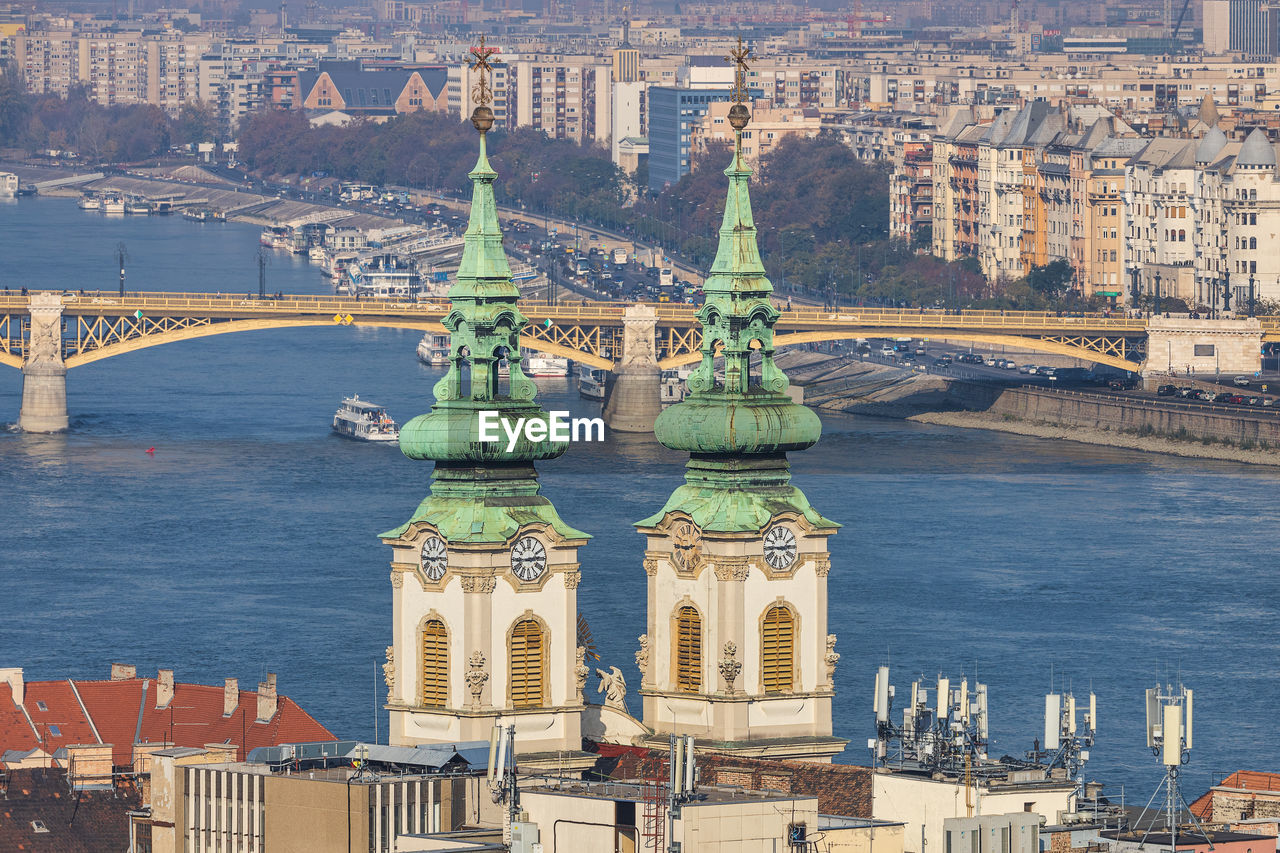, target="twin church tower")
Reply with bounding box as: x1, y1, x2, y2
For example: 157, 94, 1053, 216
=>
376, 41, 846, 766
